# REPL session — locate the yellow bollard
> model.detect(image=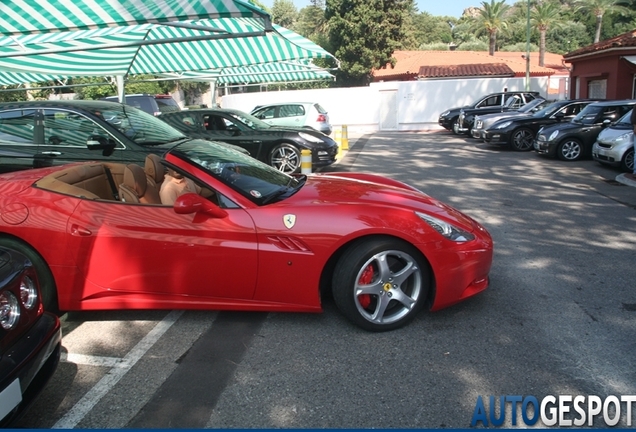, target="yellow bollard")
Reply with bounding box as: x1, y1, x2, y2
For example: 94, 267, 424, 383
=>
301, 149, 312, 174
334, 128, 342, 146
341, 125, 349, 150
